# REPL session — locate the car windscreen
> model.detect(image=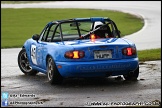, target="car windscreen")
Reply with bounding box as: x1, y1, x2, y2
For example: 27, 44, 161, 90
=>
61, 21, 92, 41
